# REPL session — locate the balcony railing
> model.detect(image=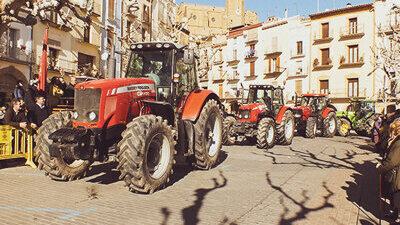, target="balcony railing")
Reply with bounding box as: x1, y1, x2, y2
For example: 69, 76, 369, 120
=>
226, 56, 240, 64
0, 40, 31, 64
312, 58, 333, 71
313, 30, 334, 44
328, 88, 367, 99
245, 50, 257, 59
339, 56, 364, 68
47, 58, 77, 74
339, 24, 365, 39
227, 73, 240, 81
